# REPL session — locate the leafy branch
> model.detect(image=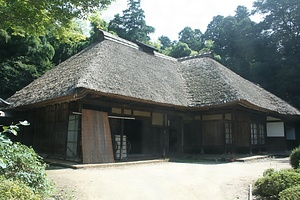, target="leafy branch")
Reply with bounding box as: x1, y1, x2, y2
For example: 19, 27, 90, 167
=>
0, 120, 30, 145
